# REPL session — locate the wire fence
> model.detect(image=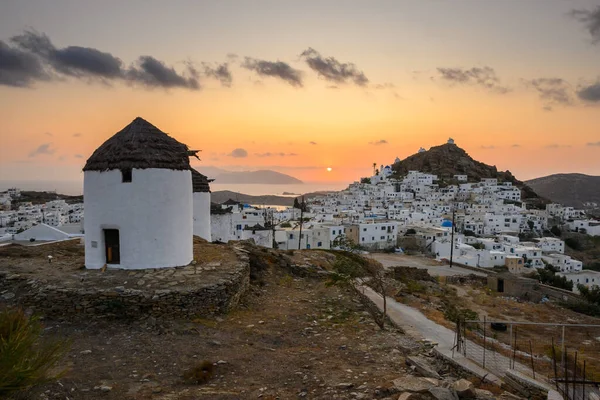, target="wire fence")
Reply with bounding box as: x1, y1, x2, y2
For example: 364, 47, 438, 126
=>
455, 319, 600, 400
